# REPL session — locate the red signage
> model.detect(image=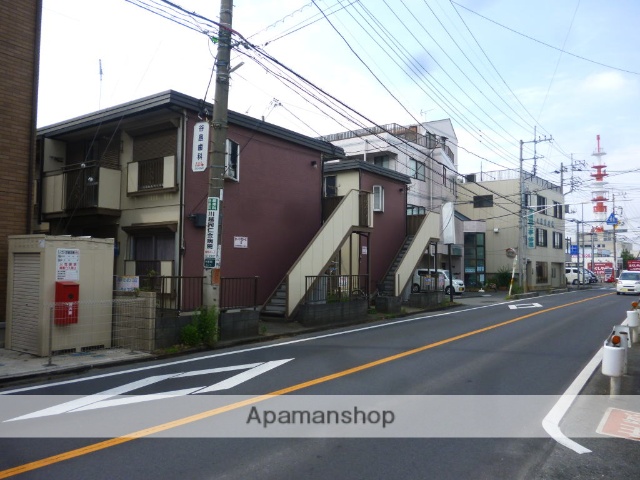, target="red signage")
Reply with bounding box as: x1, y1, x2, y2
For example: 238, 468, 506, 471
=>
593, 262, 614, 282
592, 262, 612, 276
627, 260, 640, 271
597, 408, 640, 441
